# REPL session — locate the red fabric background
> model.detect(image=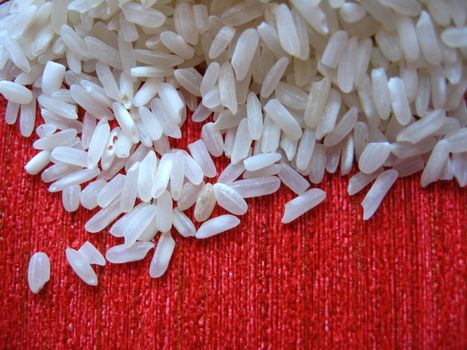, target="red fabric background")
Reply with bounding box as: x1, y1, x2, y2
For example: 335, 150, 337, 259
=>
0, 97, 465, 349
